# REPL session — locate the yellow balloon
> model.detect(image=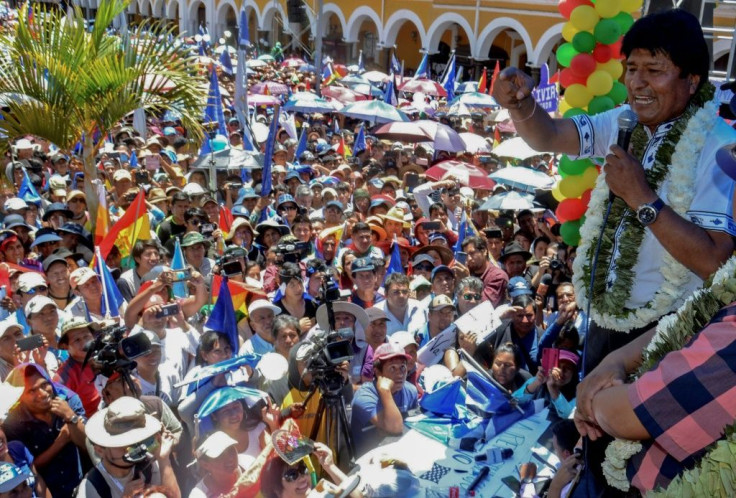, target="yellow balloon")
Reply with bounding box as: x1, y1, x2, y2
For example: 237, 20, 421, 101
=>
562, 21, 579, 43
559, 98, 573, 115
581, 166, 599, 189
552, 184, 566, 202
587, 70, 614, 96
594, 0, 622, 18
570, 5, 600, 32
598, 59, 624, 80
621, 0, 643, 12
559, 175, 588, 199
564, 84, 593, 109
